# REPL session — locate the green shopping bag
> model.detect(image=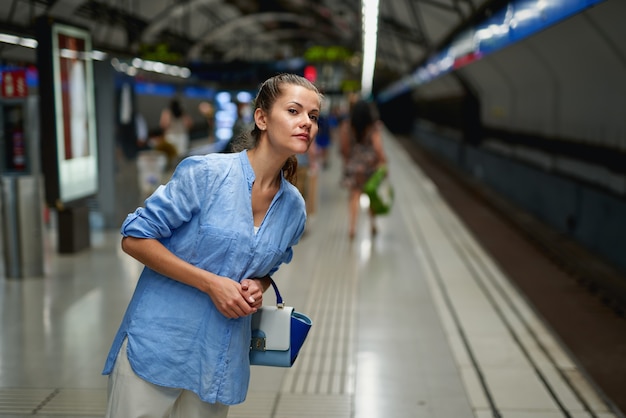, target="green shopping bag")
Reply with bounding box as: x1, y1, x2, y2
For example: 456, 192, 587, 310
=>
363, 166, 394, 215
